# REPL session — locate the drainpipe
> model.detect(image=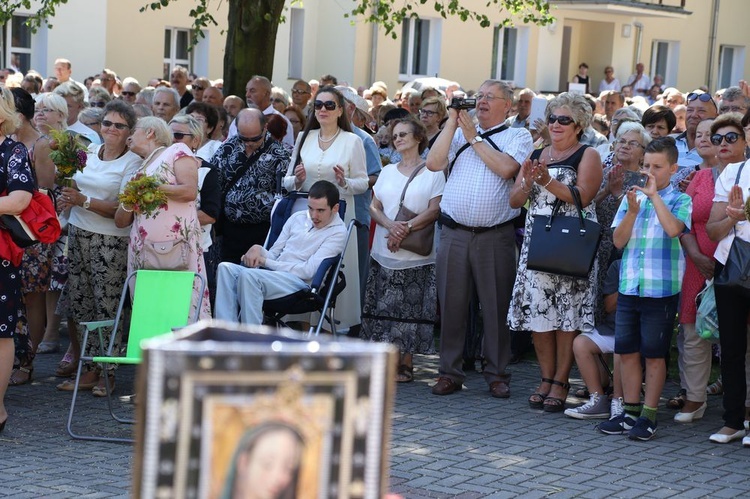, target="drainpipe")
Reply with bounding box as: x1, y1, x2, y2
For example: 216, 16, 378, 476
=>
633, 21, 644, 64
369, 1, 379, 85
706, 0, 720, 91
